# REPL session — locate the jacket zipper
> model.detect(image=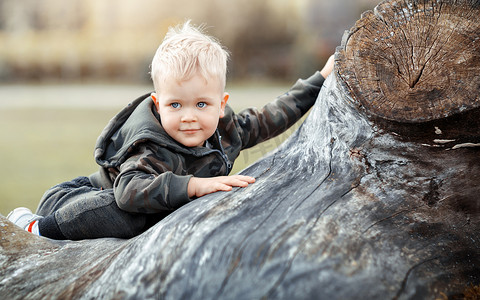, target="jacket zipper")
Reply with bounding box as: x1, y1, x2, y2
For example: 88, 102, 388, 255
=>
217, 135, 233, 174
